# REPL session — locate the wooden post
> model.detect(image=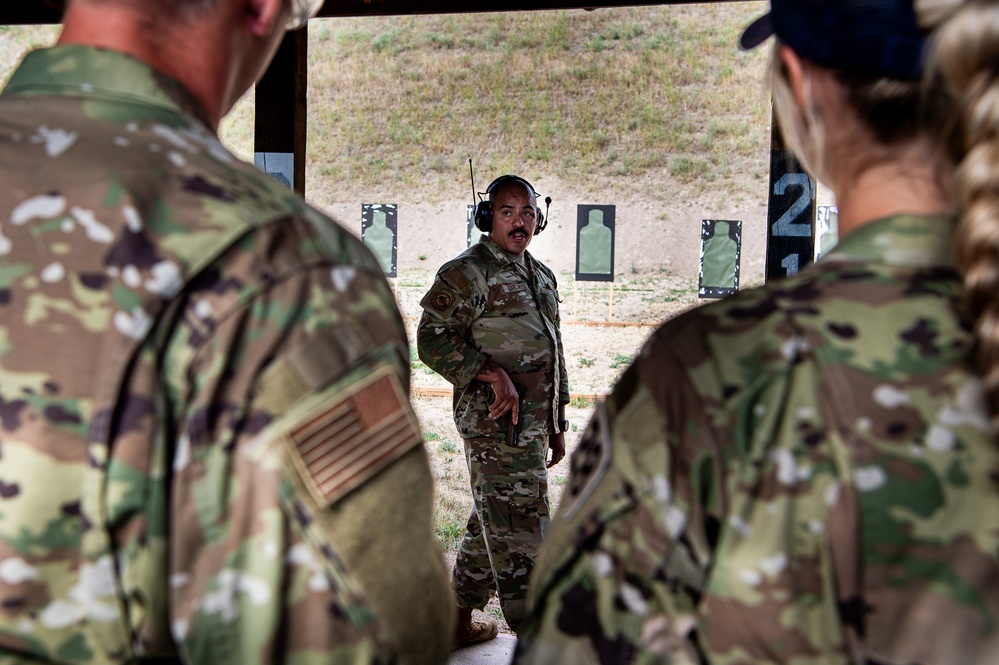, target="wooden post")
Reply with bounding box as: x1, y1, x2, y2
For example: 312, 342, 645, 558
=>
608, 282, 614, 322
254, 27, 309, 196
573, 280, 579, 322
764, 103, 816, 282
